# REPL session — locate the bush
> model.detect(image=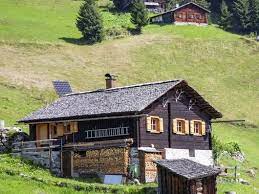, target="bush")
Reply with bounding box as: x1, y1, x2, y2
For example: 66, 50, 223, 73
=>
212, 135, 242, 164
105, 27, 129, 39
76, 0, 104, 44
